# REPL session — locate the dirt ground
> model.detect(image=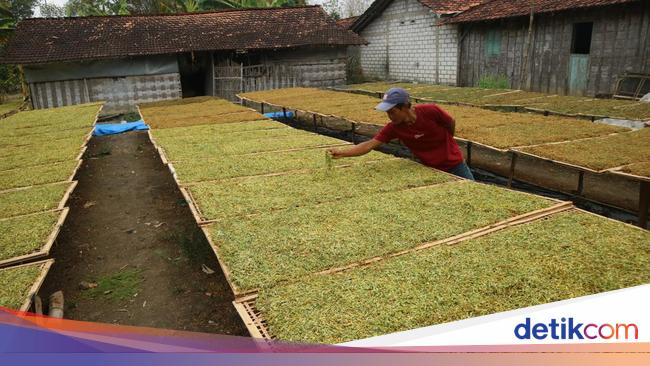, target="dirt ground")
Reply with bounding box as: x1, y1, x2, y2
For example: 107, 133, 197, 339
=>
39, 131, 246, 335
